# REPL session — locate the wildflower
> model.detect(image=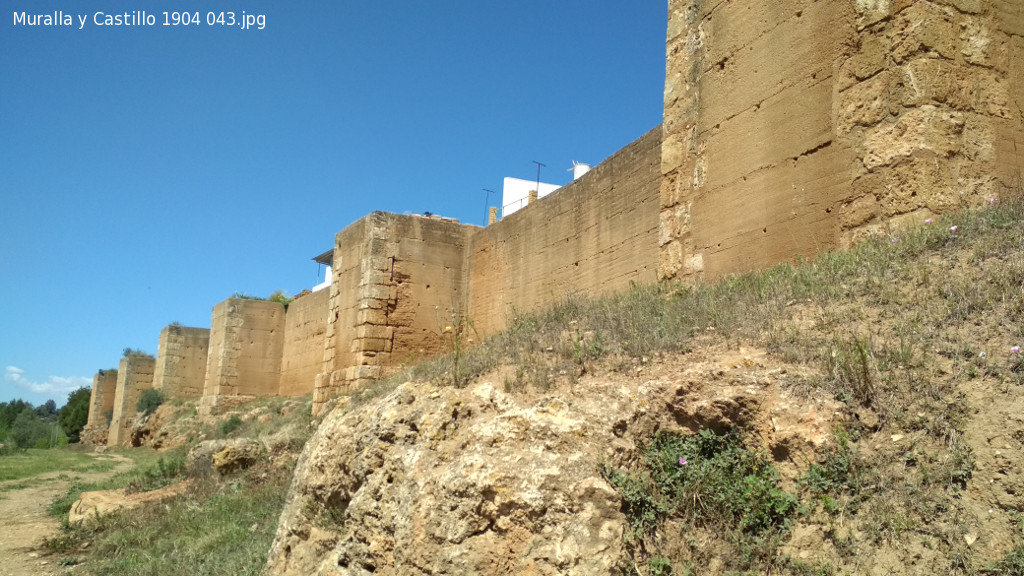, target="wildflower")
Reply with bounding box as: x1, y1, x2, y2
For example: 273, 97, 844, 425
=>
1012, 346, 1021, 355
444, 326, 453, 333
678, 458, 688, 466
925, 218, 932, 224
979, 351, 987, 360
990, 197, 997, 204
891, 237, 899, 243
950, 225, 958, 233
